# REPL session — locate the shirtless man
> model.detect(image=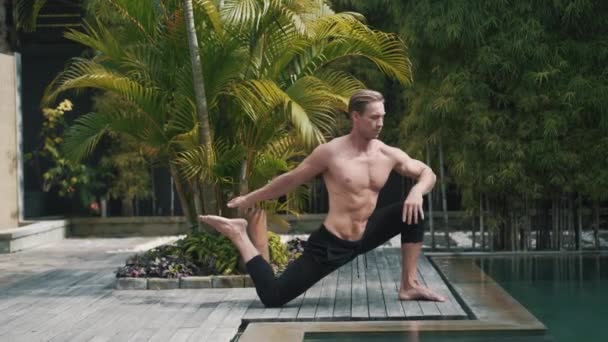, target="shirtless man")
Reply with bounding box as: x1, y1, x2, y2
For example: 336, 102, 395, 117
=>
199, 89, 445, 307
